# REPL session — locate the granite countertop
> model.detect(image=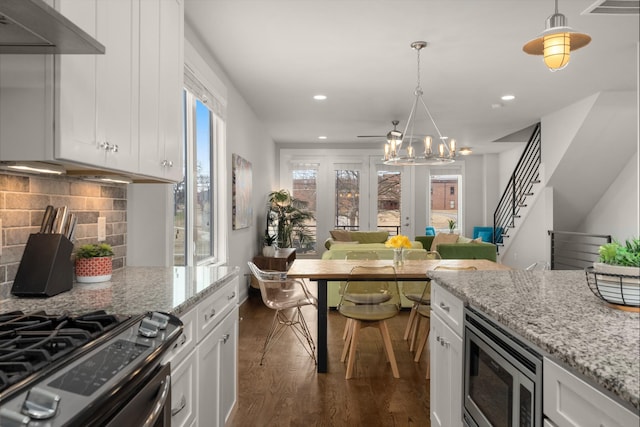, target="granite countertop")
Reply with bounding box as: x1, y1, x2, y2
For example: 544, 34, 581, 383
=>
0, 265, 239, 316
428, 269, 640, 412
